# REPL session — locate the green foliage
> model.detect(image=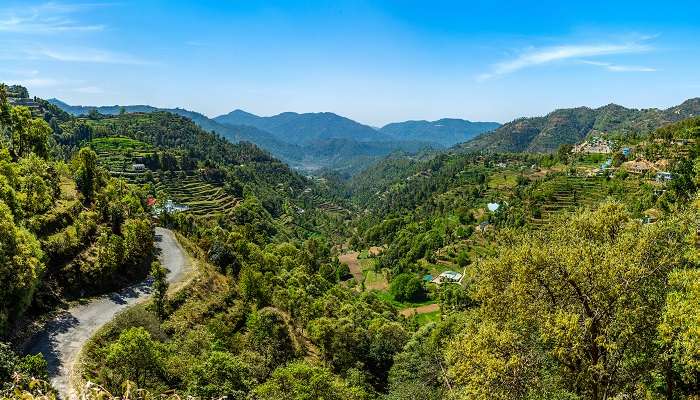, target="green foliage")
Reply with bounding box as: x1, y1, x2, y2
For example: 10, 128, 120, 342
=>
0, 342, 49, 384
186, 351, 251, 399
251, 361, 368, 400
151, 261, 168, 320
445, 203, 694, 399
245, 309, 295, 373
0, 200, 44, 334
658, 268, 700, 396
103, 327, 163, 391
389, 273, 424, 303
72, 147, 104, 204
